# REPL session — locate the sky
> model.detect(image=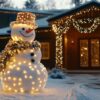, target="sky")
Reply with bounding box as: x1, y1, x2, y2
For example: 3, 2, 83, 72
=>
9, 0, 74, 9
7, 0, 100, 9
8, 0, 27, 9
